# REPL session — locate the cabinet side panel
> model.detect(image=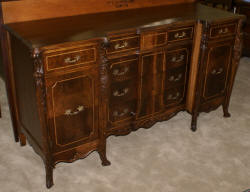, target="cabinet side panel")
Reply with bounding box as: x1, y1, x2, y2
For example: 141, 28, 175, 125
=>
10, 35, 43, 149
186, 22, 202, 112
